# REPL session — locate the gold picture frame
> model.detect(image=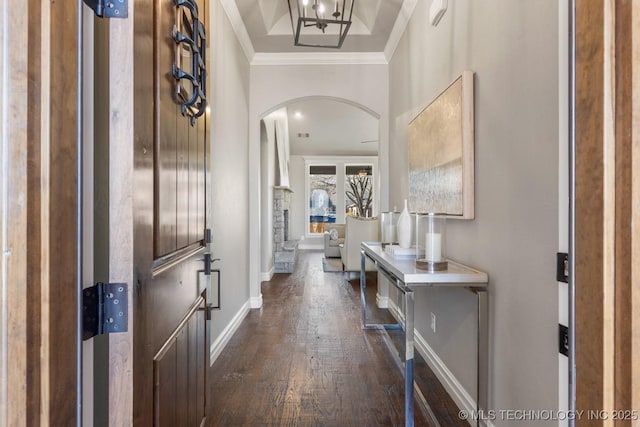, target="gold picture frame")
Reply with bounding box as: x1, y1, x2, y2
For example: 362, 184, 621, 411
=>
408, 70, 475, 219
